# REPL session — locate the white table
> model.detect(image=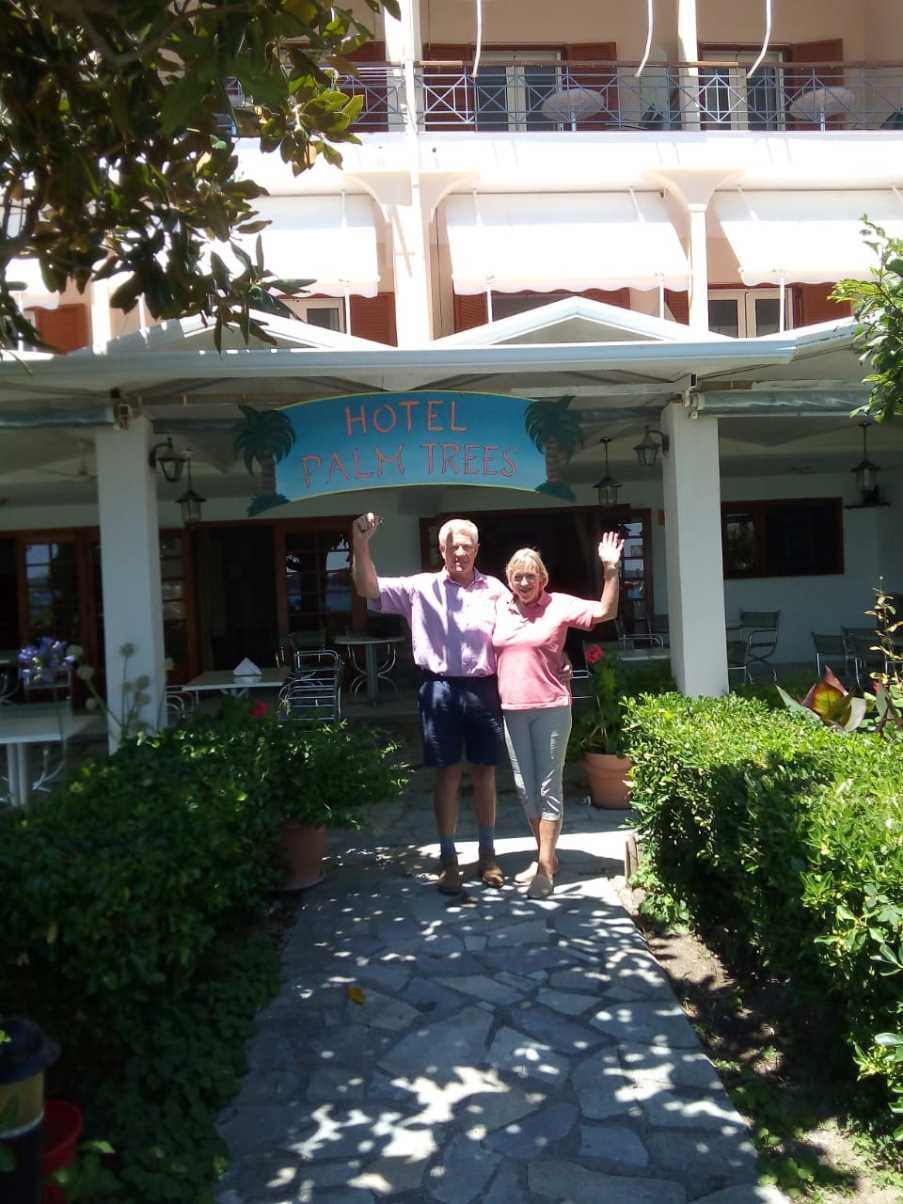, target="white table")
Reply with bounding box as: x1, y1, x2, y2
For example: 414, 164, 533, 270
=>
790, 86, 855, 131
0, 704, 97, 807
334, 635, 405, 705
184, 668, 290, 700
